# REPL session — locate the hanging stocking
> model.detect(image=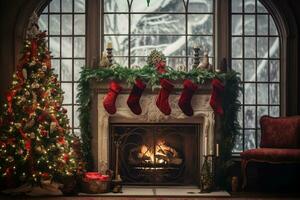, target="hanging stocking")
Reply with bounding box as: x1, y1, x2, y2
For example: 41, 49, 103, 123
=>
210, 78, 225, 115
178, 79, 198, 116
156, 78, 174, 115
127, 79, 146, 115
103, 81, 122, 114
